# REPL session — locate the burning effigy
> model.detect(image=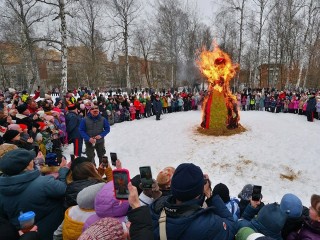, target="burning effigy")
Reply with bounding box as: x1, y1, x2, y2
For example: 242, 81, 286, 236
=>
197, 44, 245, 136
